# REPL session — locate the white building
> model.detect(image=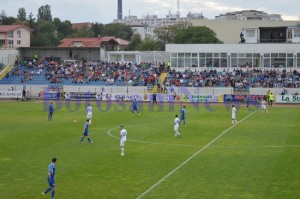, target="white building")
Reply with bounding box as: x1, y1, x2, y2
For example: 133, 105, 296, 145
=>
0, 25, 32, 49
166, 43, 300, 69
114, 12, 204, 28
215, 10, 282, 21
114, 12, 204, 40
130, 25, 156, 40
